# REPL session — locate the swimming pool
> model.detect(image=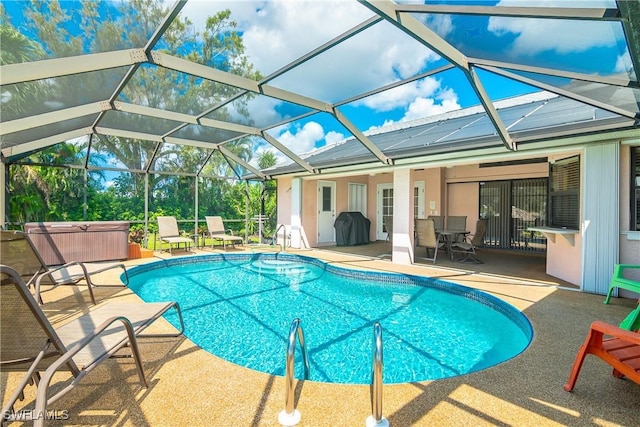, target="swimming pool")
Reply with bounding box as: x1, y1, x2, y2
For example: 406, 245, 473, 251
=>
126, 253, 532, 384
